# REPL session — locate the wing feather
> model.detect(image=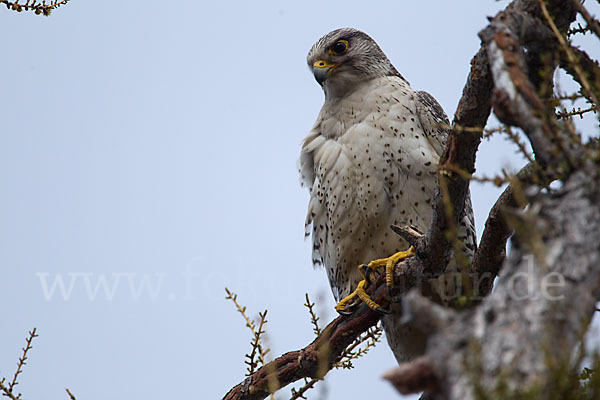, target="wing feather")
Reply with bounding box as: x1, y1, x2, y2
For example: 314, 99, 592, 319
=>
415, 90, 450, 157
